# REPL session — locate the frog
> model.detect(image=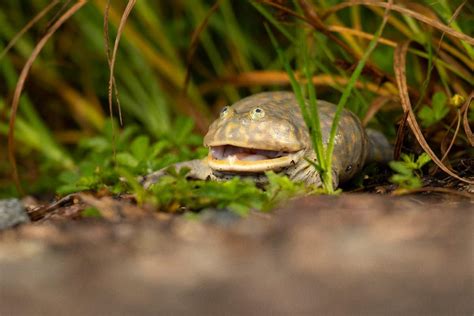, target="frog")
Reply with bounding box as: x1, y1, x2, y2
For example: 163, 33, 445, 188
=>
141, 91, 392, 188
